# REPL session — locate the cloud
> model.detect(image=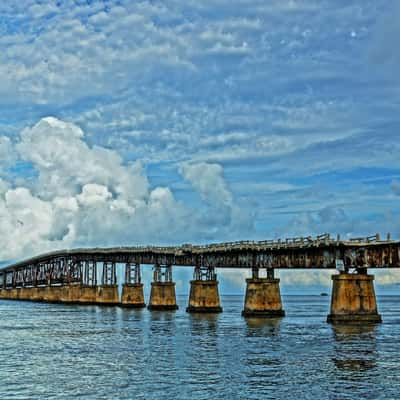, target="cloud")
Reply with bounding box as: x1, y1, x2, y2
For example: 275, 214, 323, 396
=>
180, 162, 233, 207
284, 206, 353, 237
219, 267, 334, 291
374, 269, 400, 286
0, 1, 193, 105
16, 117, 149, 201
0, 0, 391, 180
0, 136, 16, 169
391, 180, 400, 196
179, 161, 253, 236
77, 183, 112, 206
0, 1, 399, 290
0, 117, 253, 262
368, 2, 400, 83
